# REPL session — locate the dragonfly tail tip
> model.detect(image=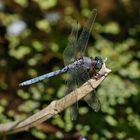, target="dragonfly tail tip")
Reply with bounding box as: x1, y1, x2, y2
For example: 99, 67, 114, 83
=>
19, 83, 23, 87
